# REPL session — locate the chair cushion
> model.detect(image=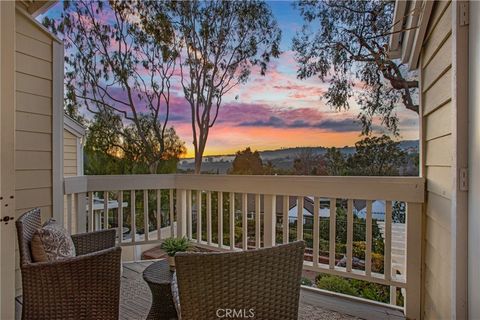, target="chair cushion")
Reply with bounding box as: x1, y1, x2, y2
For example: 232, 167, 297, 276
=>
31, 219, 76, 262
